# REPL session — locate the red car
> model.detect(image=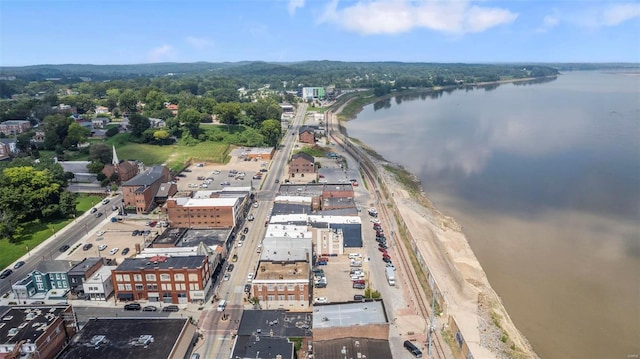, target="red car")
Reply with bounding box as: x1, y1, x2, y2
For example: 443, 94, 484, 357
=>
149, 221, 157, 227
378, 247, 387, 253
382, 253, 391, 259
